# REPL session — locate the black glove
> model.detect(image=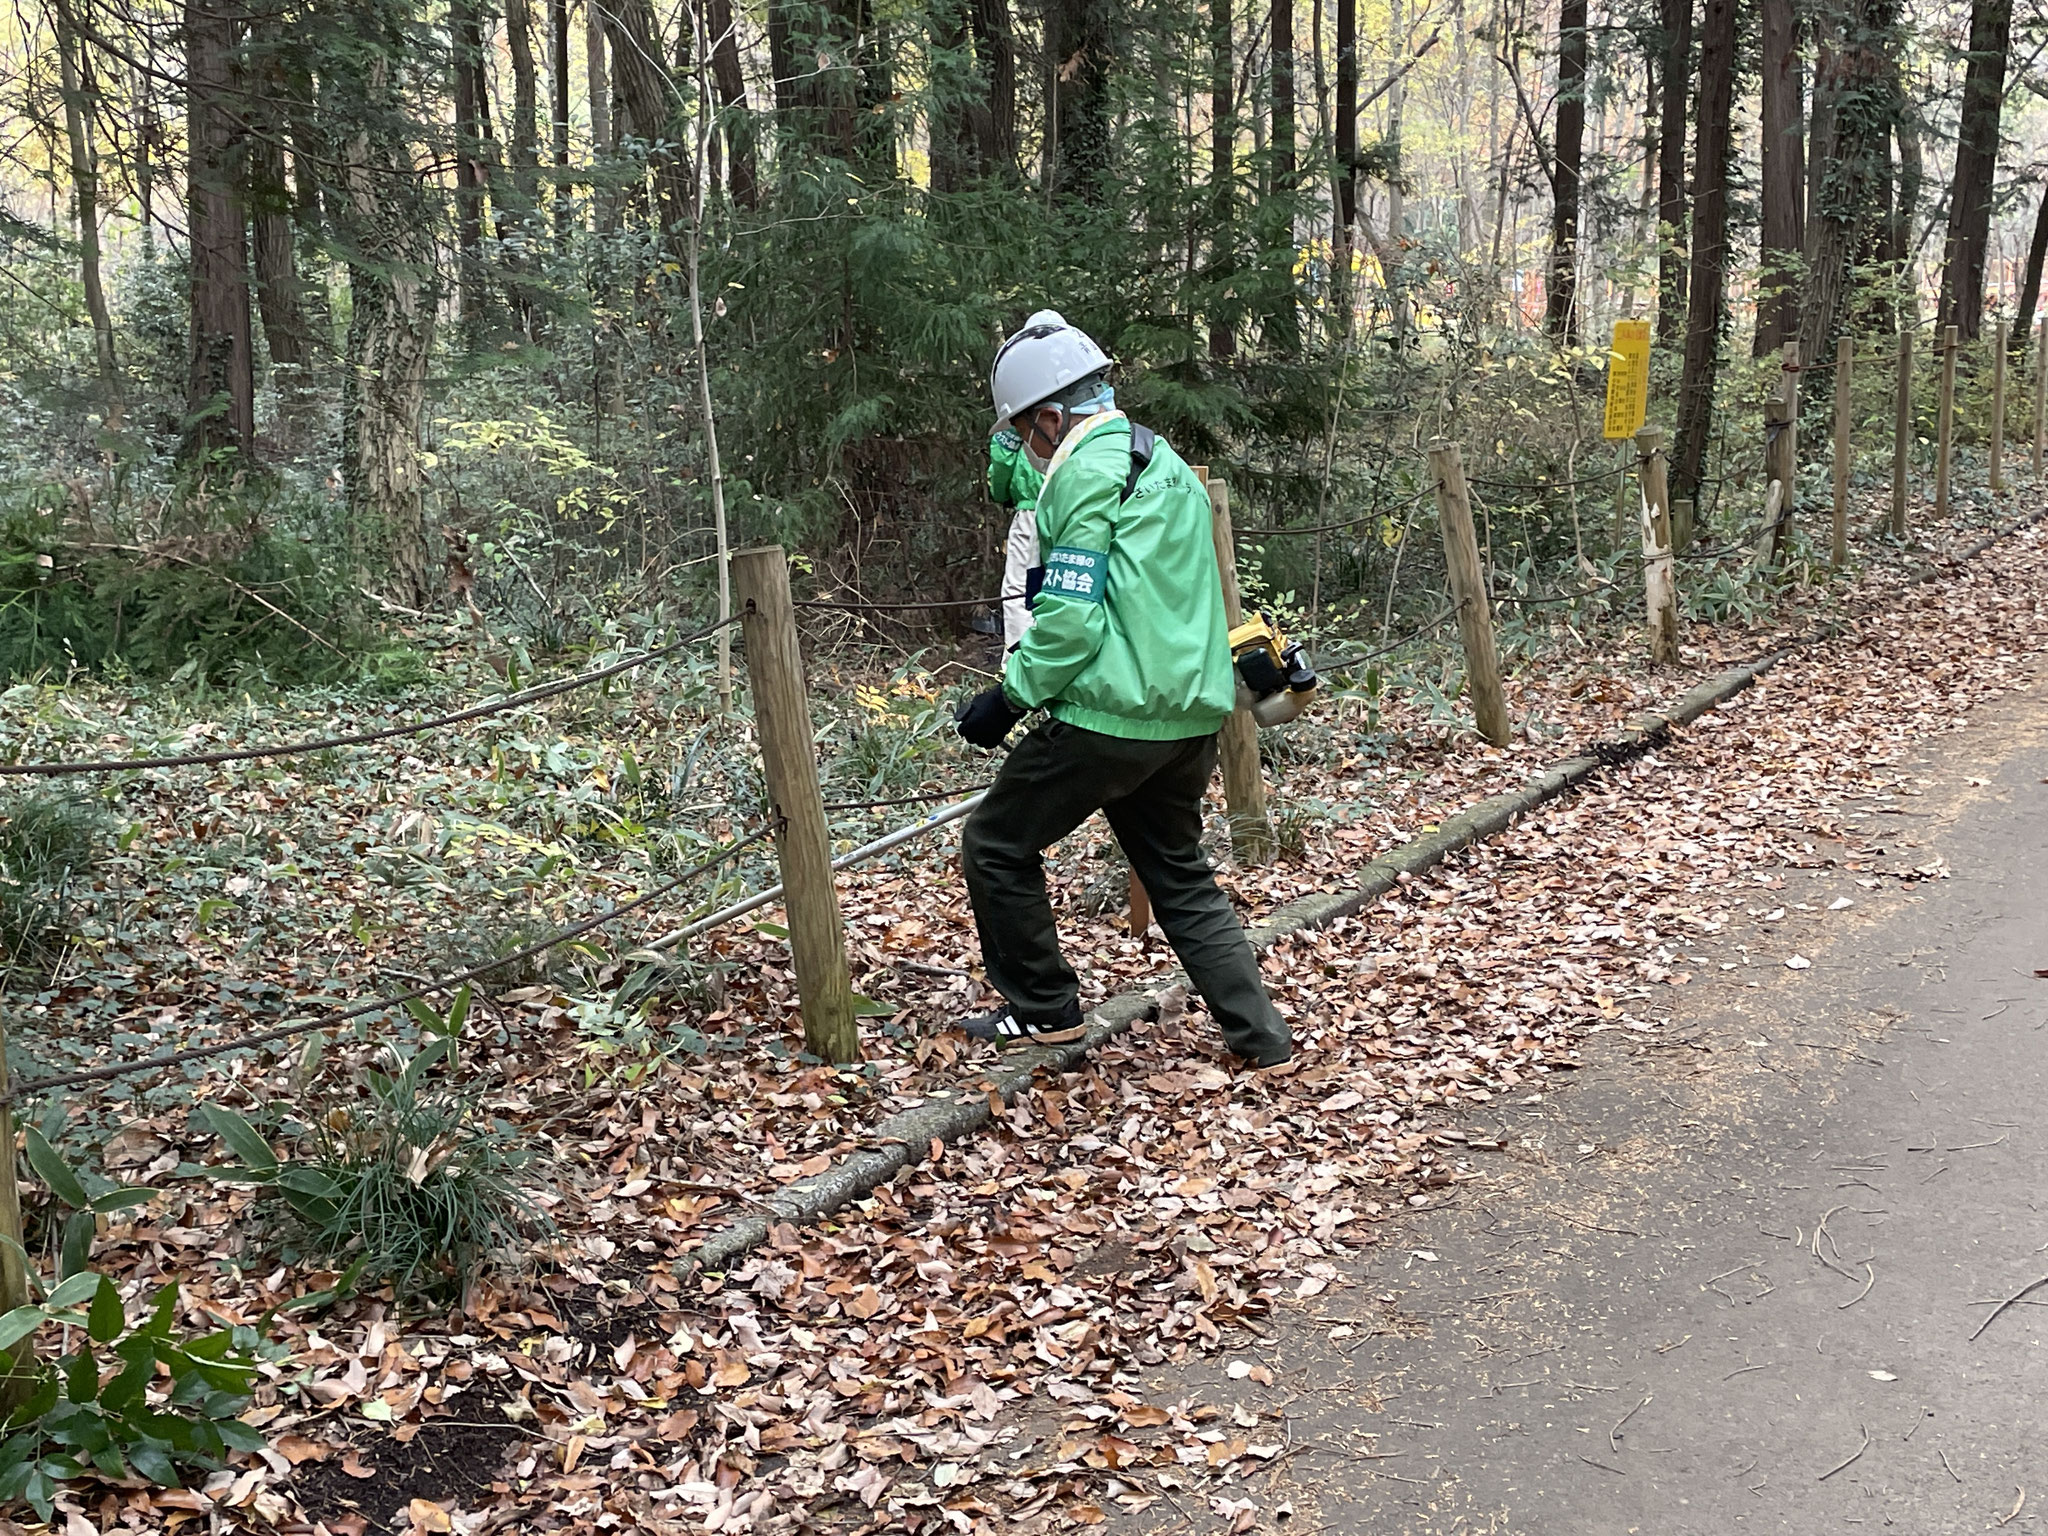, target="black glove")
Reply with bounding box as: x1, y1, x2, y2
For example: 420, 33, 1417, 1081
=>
955, 686, 1025, 748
